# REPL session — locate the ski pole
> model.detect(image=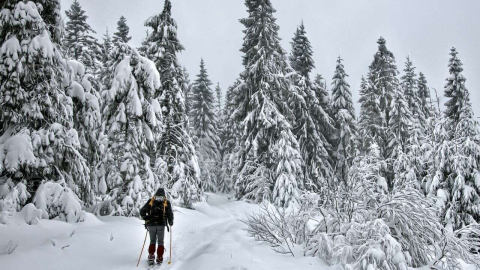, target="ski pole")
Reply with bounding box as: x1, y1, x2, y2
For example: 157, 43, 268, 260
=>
137, 228, 148, 267
168, 227, 172, 265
